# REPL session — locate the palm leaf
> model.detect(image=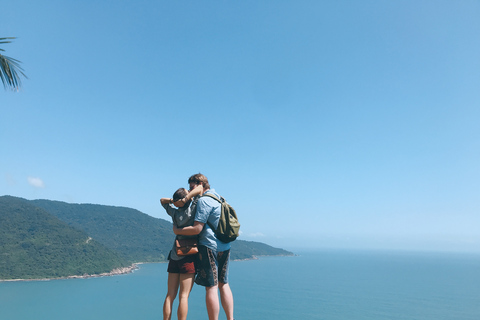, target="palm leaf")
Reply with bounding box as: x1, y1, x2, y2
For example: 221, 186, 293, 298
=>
0, 37, 27, 91
0, 37, 16, 50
